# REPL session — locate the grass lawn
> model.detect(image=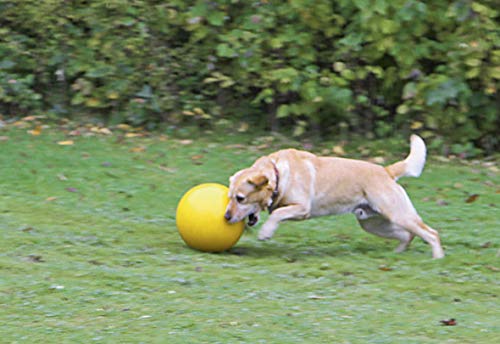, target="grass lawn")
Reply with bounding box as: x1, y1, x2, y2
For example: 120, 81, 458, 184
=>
0, 122, 498, 343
